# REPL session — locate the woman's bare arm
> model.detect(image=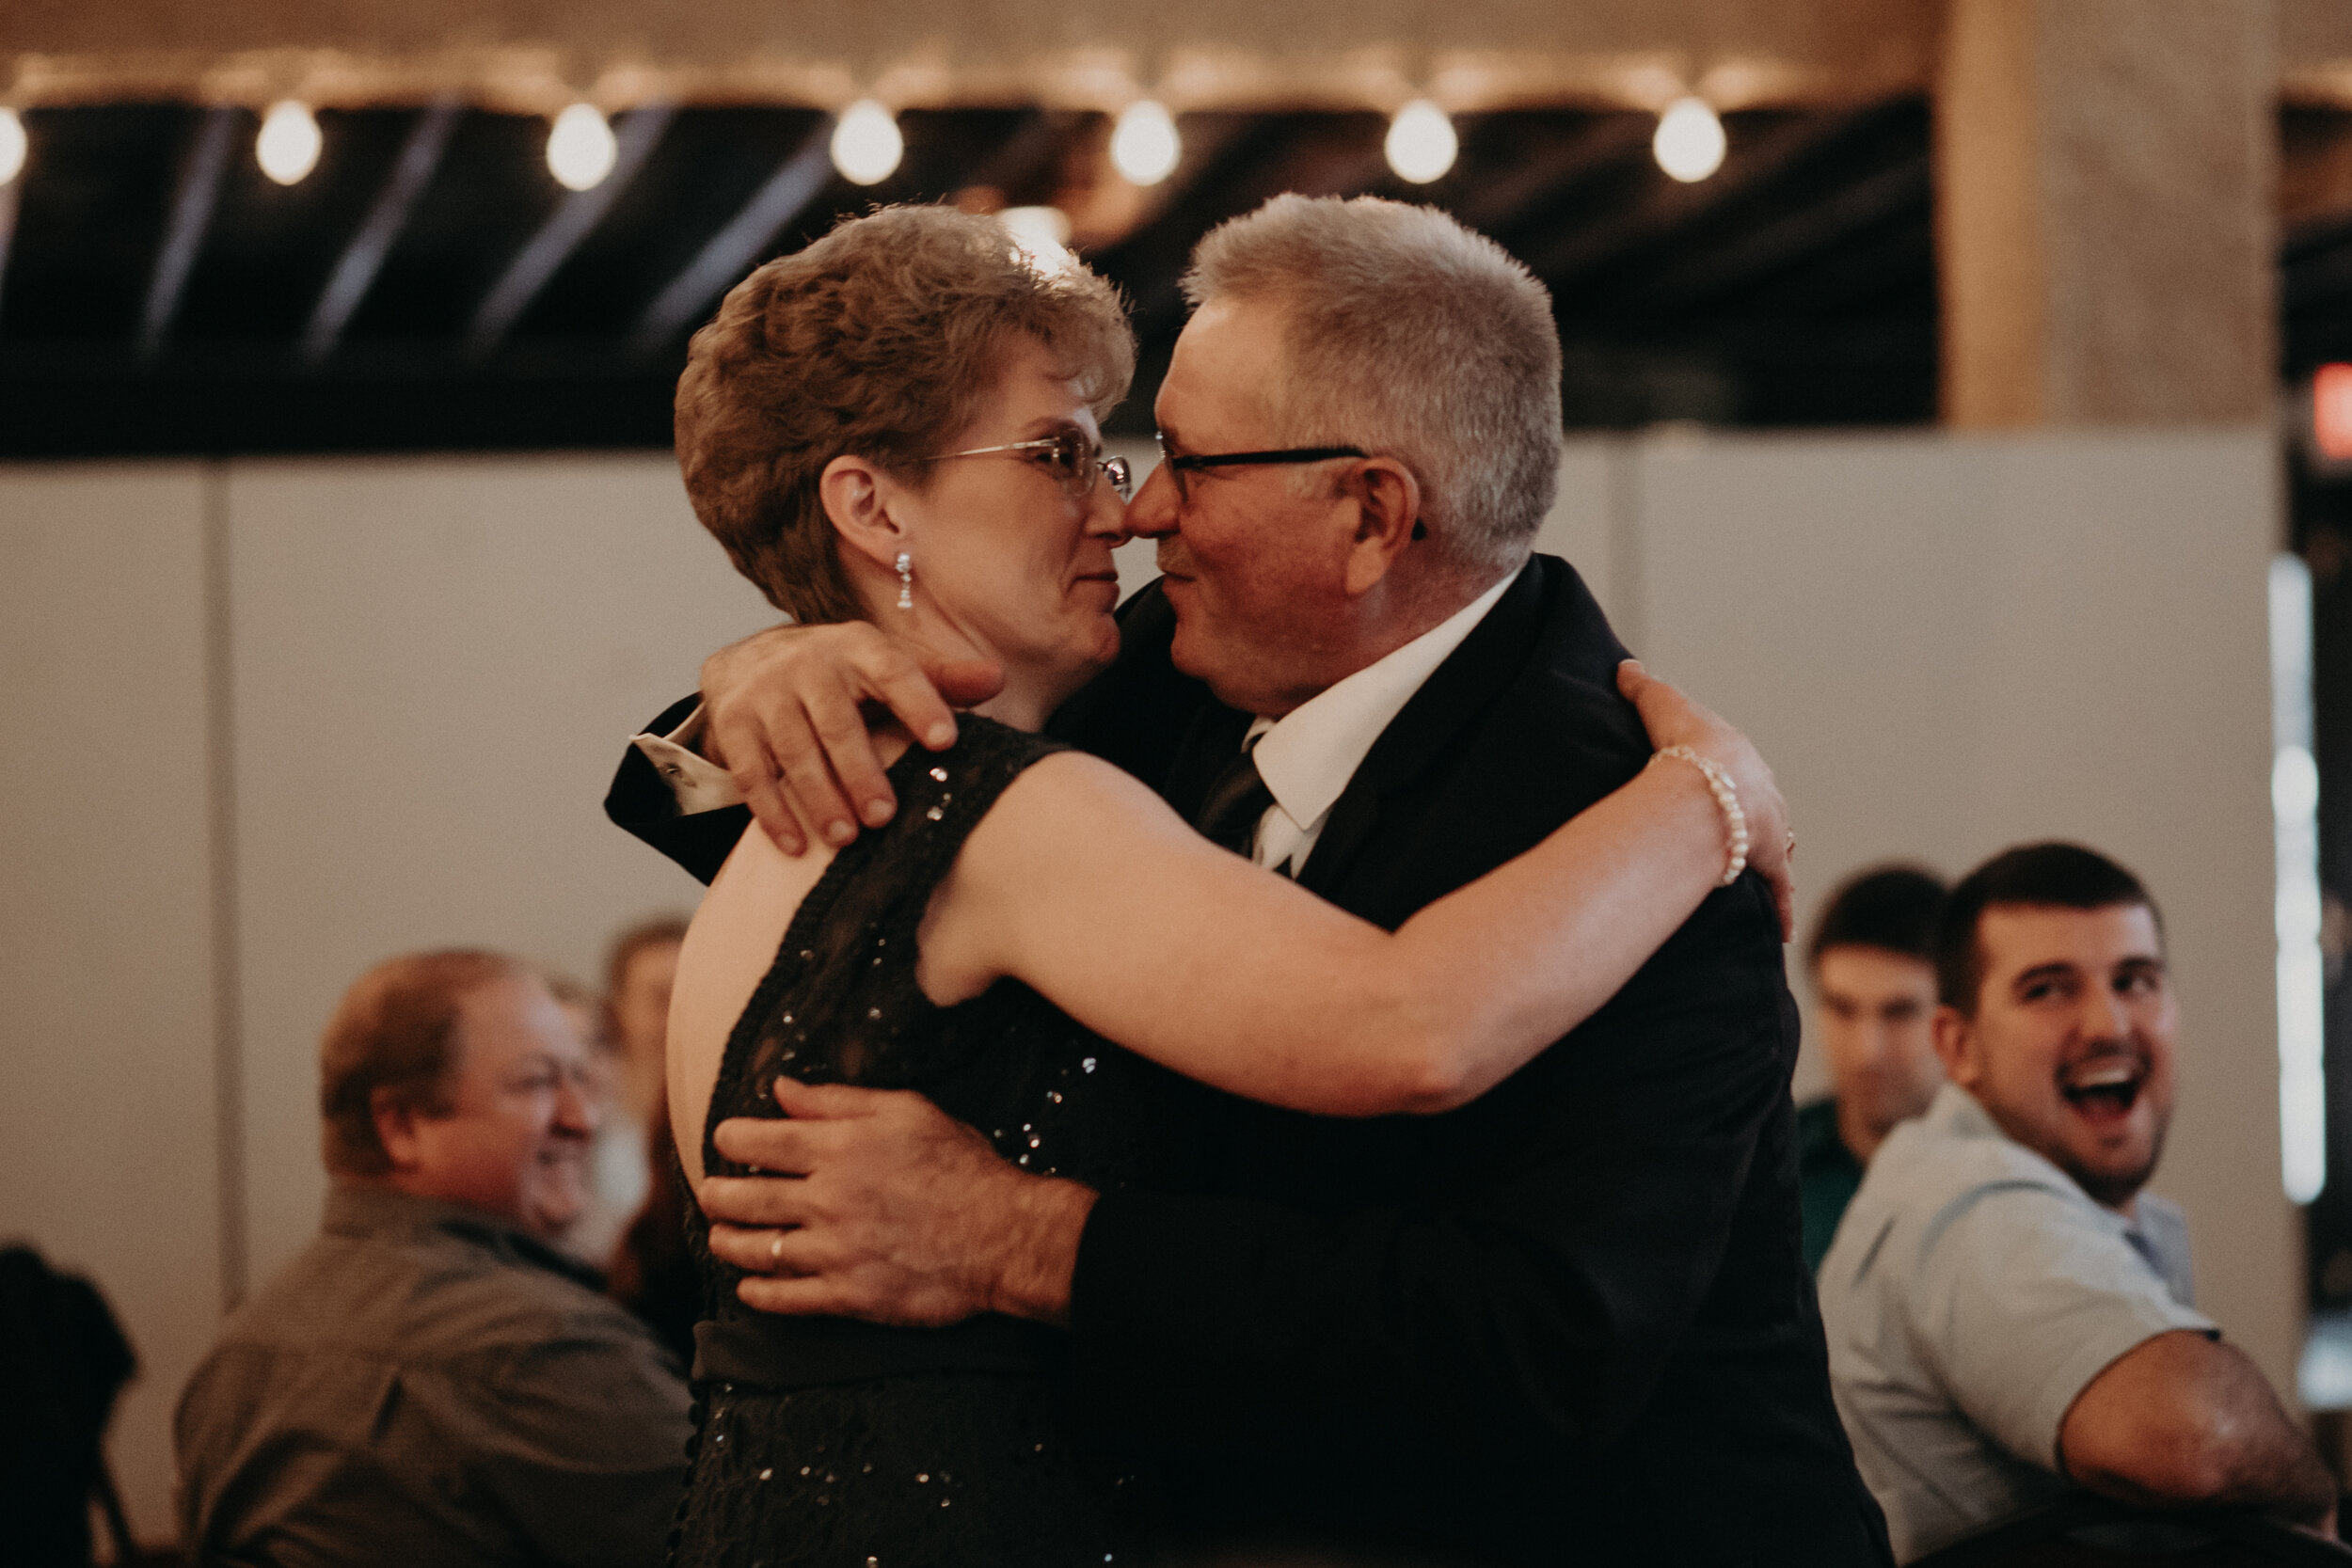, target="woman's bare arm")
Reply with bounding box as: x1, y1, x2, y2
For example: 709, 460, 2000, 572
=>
914, 715, 1748, 1118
